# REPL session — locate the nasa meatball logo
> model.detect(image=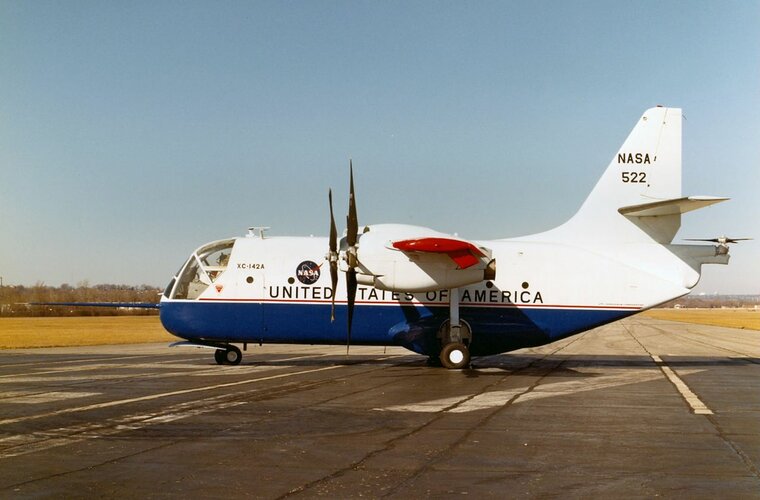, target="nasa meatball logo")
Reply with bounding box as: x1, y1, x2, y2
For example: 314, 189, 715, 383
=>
296, 260, 321, 285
